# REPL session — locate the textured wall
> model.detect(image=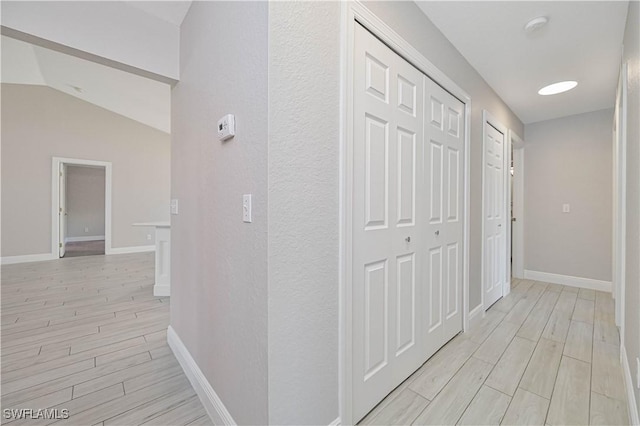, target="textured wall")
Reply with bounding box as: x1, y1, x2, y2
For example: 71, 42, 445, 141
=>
267, 2, 341, 424
622, 0, 640, 416
362, 1, 524, 311
170, 2, 269, 424
66, 165, 105, 239
524, 109, 613, 282
1, 84, 170, 256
